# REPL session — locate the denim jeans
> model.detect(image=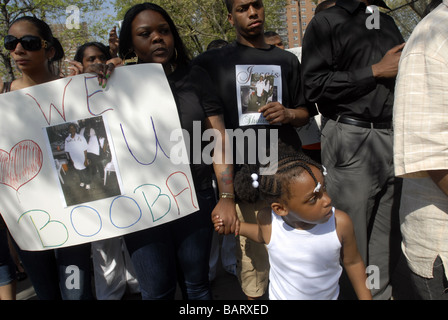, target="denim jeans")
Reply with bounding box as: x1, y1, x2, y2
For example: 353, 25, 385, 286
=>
124, 188, 215, 300
410, 256, 448, 300
15, 243, 94, 300
0, 228, 16, 286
